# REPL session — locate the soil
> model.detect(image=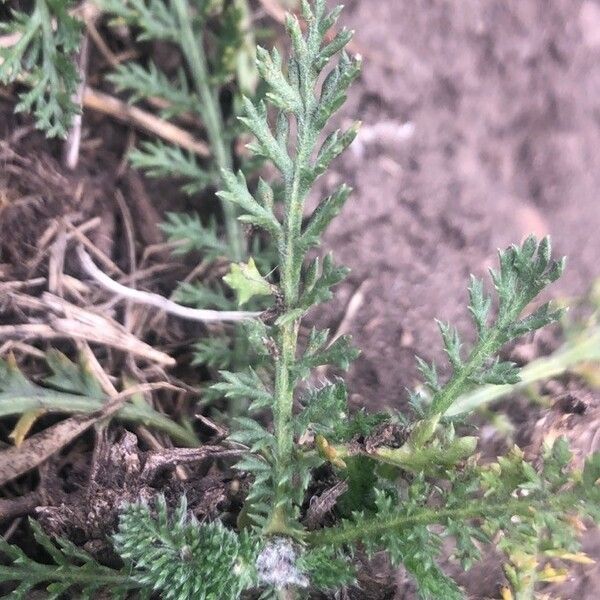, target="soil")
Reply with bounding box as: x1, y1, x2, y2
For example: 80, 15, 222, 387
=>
321, 0, 600, 411
1, 1, 600, 599
314, 0, 600, 597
